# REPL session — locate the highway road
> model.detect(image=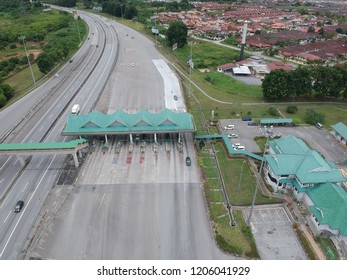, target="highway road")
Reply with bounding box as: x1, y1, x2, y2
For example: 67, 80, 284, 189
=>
0, 9, 239, 260
24, 16, 239, 260
0, 10, 118, 259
